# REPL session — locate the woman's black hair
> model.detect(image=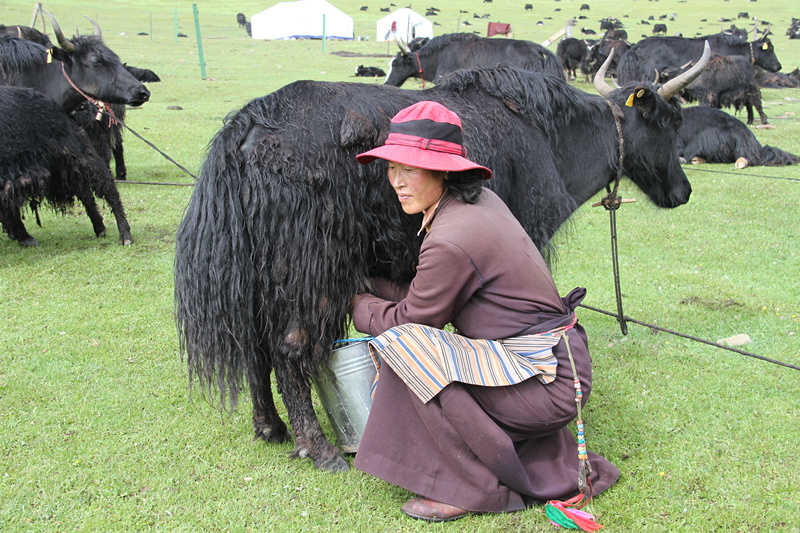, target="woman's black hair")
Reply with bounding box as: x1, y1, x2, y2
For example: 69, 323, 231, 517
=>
445, 169, 484, 204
